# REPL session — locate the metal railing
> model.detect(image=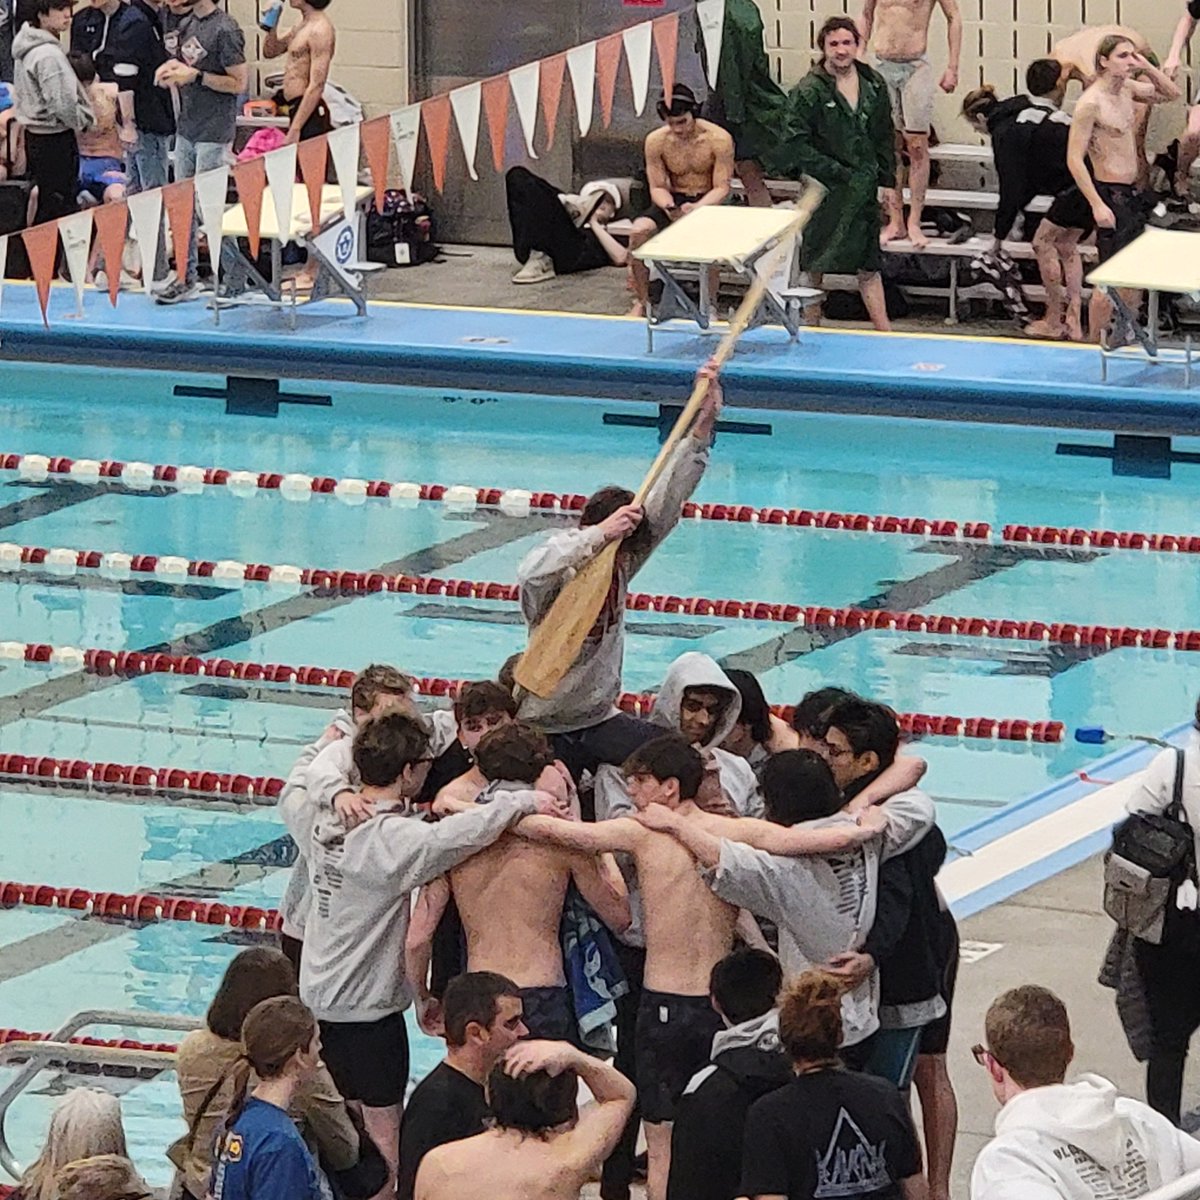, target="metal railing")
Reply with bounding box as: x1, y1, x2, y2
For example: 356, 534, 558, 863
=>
0, 1009, 201, 1182
1145, 1169, 1200, 1200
